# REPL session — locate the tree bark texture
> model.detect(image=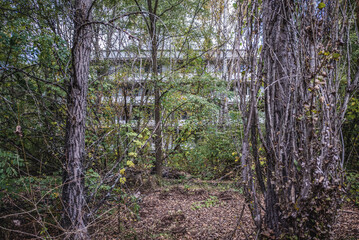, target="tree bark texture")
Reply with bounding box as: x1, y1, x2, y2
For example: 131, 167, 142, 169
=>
261, 0, 346, 238
147, 0, 164, 176
235, 0, 263, 229
62, 0, 92, 239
